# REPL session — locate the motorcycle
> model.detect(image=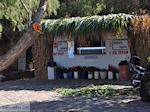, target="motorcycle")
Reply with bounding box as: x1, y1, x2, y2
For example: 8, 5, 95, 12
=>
130, 56, 146, 88
130, 56, 150, 102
